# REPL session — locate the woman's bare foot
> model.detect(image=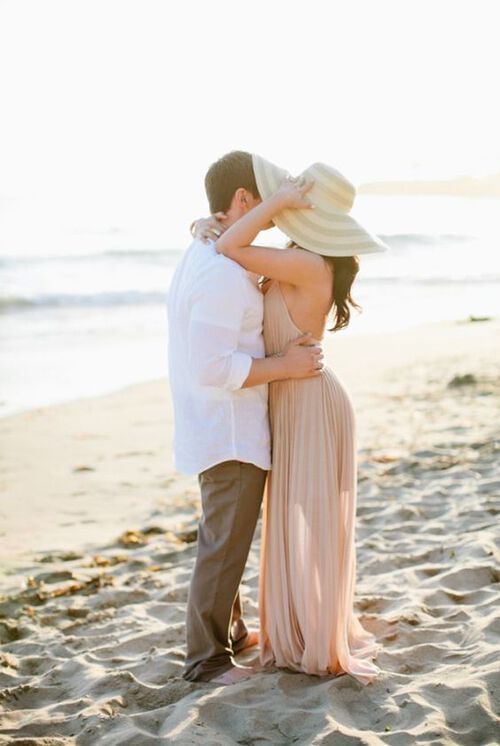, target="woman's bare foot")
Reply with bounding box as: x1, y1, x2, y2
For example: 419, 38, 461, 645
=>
209, 664, 255, 685
232, 629, 259, 655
